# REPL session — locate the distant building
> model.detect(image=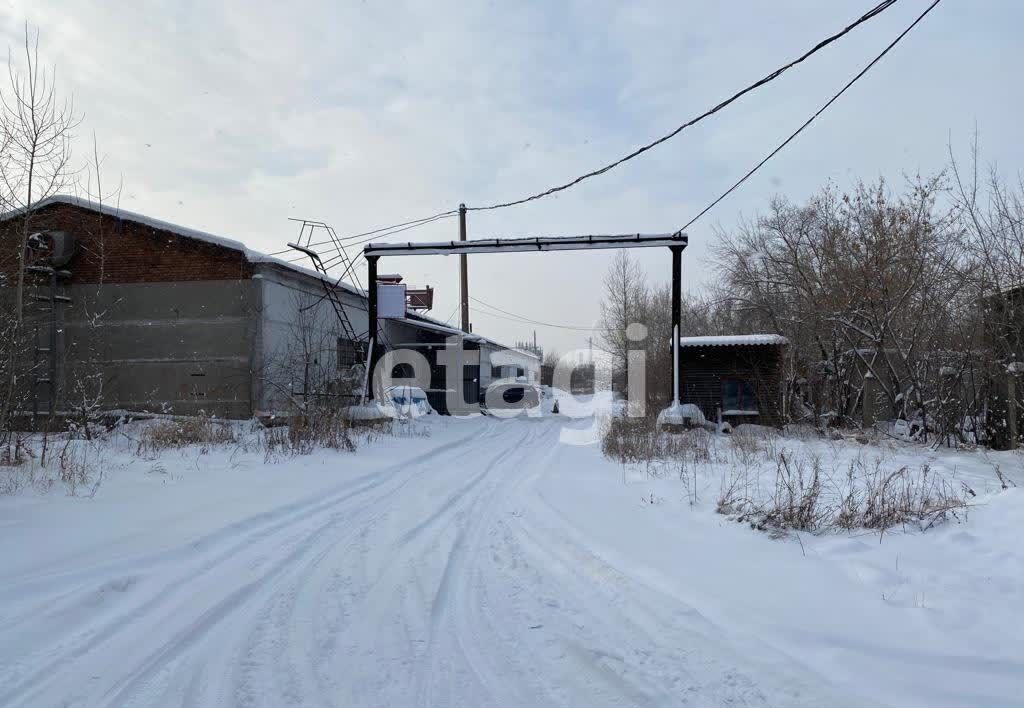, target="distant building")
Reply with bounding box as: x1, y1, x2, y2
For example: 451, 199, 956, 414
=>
0, 196, 538, 421
676, 334, 788, 427
983, 284, 1024, 362
982, 285, 1024, 448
